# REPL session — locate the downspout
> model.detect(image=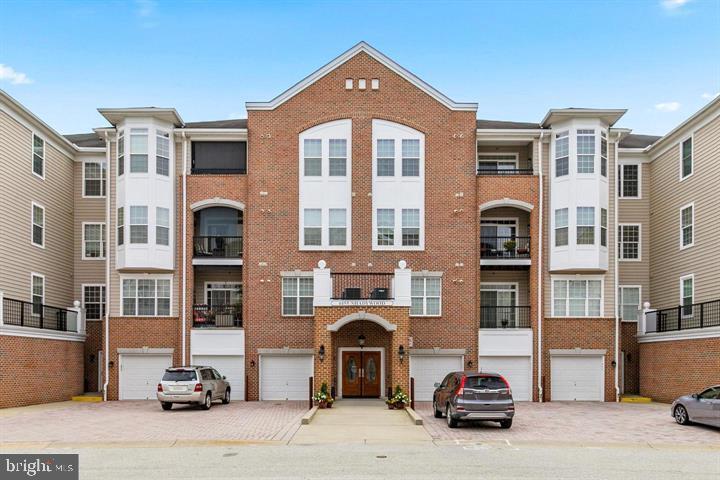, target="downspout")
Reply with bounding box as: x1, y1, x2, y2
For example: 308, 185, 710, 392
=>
181, 132, 188, 365
537, 132, 545, 402
613, 133, 621, 402
103, 131, 111, 401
